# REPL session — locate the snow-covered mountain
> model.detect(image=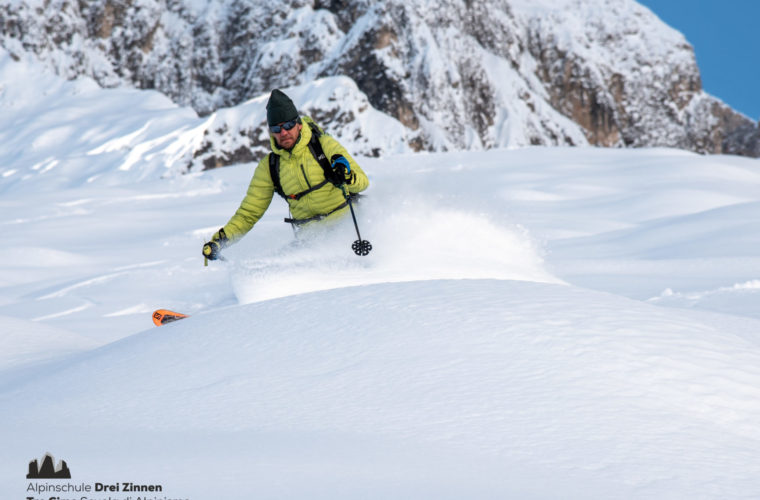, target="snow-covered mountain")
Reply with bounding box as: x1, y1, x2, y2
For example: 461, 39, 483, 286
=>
1, 0, 758, 163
